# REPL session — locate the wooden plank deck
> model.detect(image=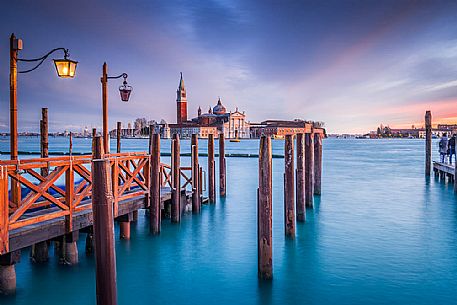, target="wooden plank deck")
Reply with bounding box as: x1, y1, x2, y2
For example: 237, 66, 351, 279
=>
433, 161, 455, 176
7, 187, 186, 253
